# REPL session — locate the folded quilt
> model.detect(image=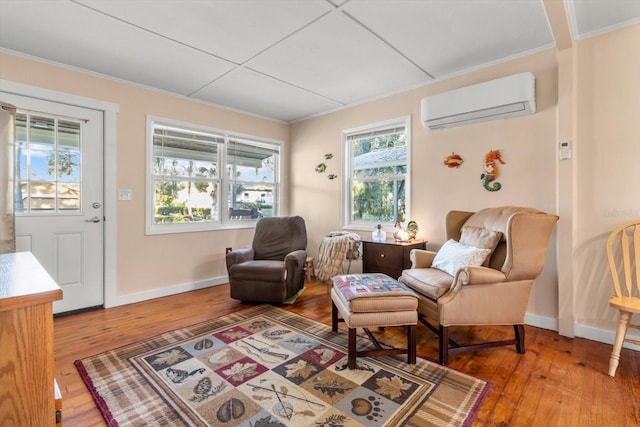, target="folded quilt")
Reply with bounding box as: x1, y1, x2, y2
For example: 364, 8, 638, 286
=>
332, 273, 417, 301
